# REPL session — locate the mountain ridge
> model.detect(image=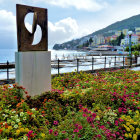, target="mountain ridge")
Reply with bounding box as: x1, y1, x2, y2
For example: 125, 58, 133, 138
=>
53, 14, 140, 50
